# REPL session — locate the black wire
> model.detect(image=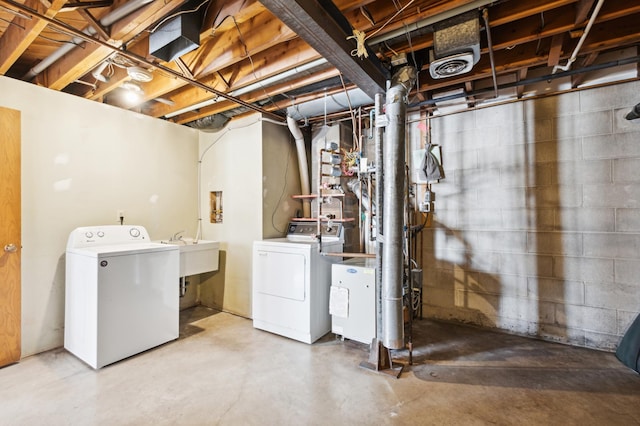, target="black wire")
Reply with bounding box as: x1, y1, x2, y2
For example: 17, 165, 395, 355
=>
271, 132, 294, 234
